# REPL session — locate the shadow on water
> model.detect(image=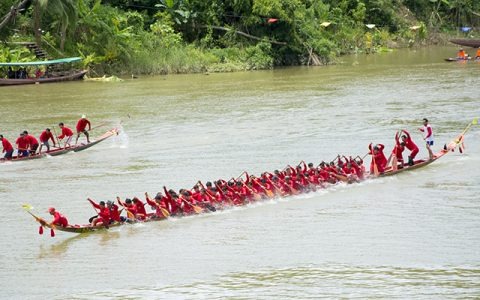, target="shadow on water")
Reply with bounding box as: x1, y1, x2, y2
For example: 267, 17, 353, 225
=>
37, 231, 120, 259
